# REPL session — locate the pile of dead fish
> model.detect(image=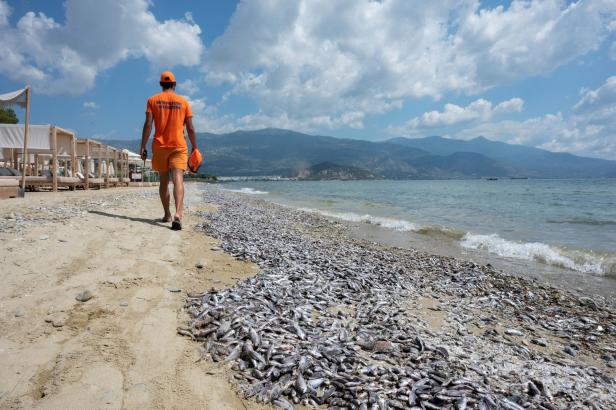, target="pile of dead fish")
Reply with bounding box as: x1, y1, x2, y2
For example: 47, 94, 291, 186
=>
180, 187, 615, 409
